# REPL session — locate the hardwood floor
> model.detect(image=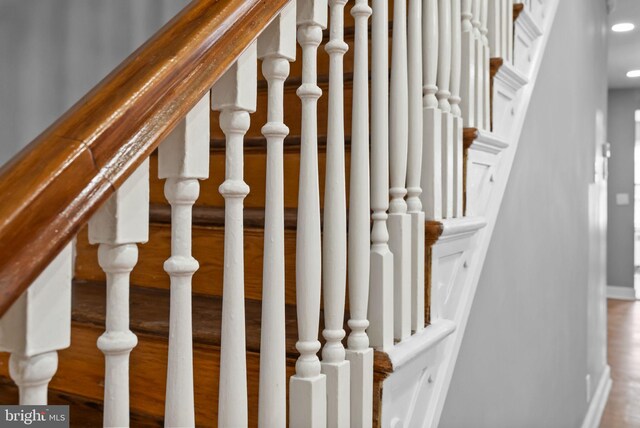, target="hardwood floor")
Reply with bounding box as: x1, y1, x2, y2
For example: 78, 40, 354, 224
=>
601, 299, 640, 427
